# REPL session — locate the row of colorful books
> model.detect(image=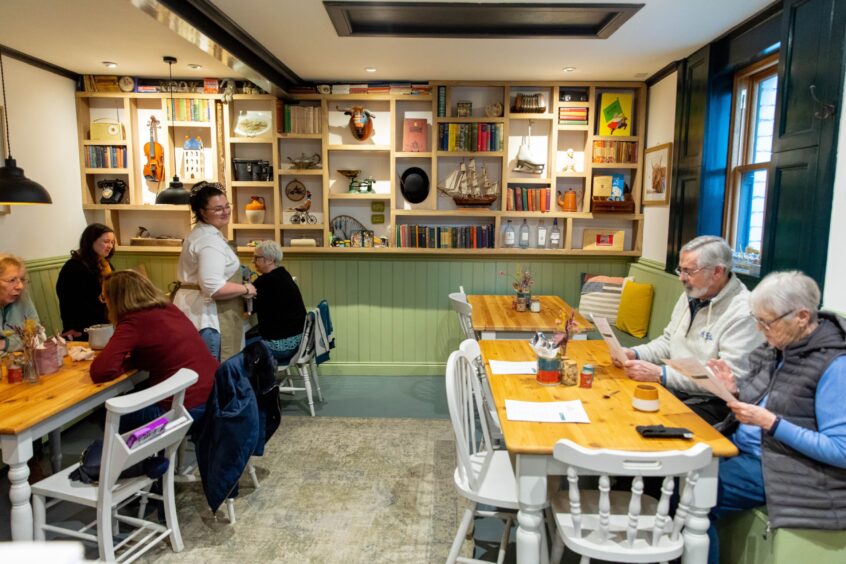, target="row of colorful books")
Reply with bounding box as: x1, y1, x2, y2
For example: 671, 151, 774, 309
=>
437, 86, 447, 117
437, 123, 504, 152
506, 186, 553, 212
395, 224, 496, 249
277, 103, 322, 134
166, 99, 210, 122
591, 140, 638, 164
85, 146, 127, 169
329, 83, 431, 95
558, 106, 588, 126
